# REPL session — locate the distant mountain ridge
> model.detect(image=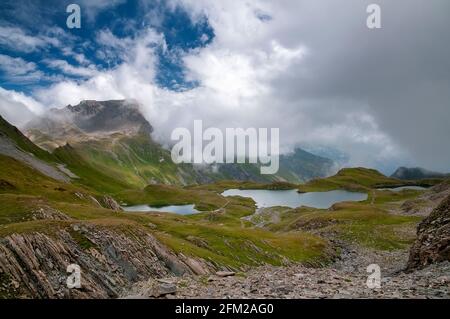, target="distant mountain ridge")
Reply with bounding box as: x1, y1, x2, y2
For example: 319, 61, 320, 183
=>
24, 99, 335, 187
391, 167, 449, 180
